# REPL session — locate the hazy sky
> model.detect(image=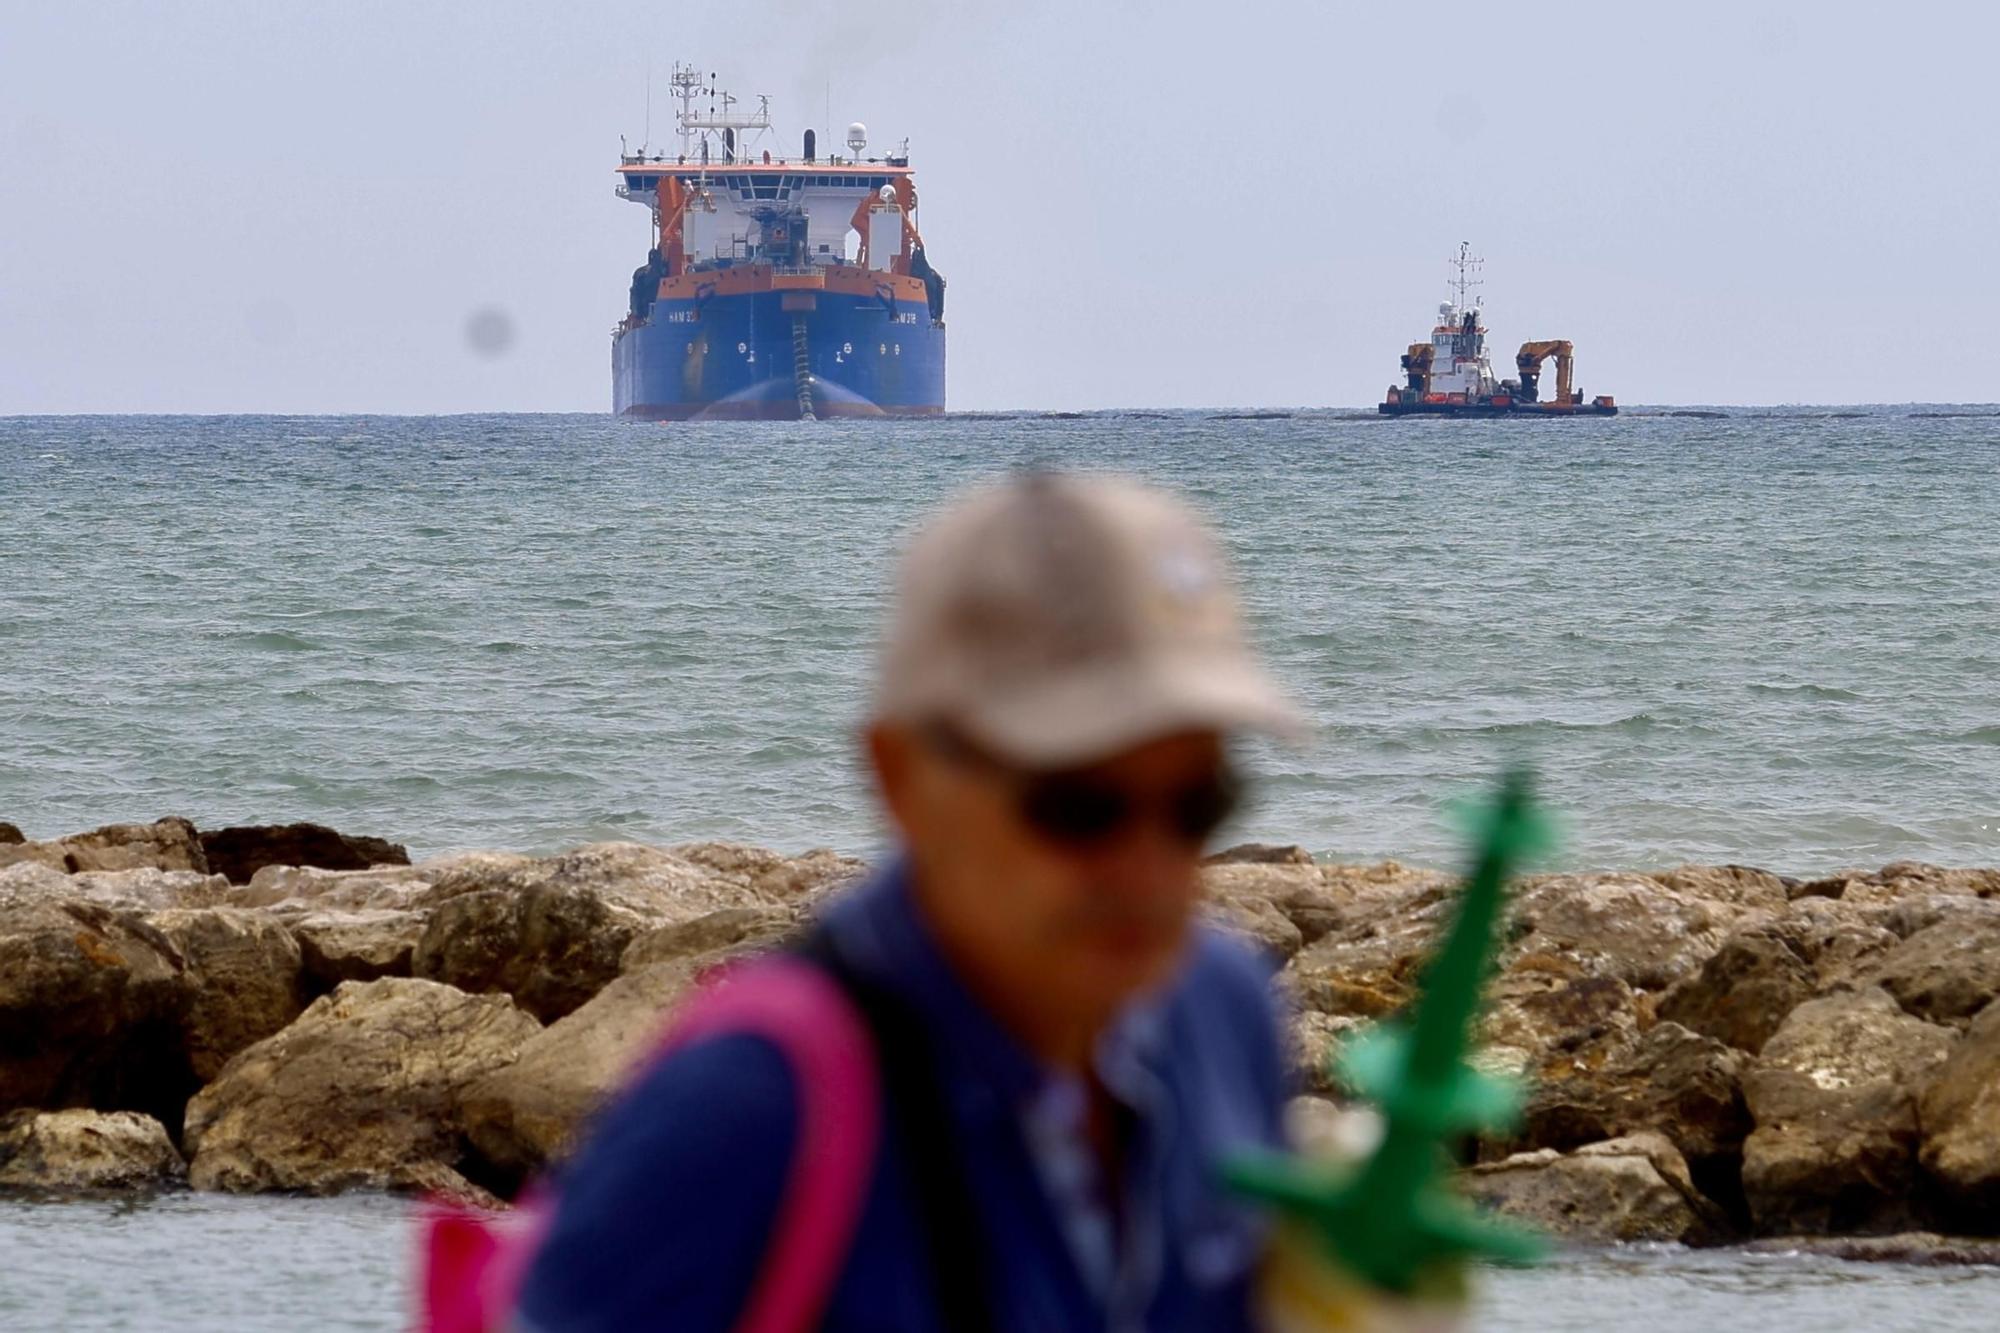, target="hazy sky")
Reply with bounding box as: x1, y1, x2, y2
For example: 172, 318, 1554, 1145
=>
4, 1, 1997, 413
